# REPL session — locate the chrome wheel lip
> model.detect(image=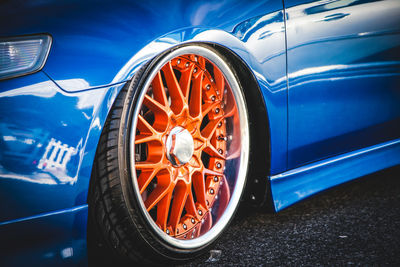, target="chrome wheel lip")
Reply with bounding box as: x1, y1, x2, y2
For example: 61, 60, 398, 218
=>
129, 45, 249, 249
